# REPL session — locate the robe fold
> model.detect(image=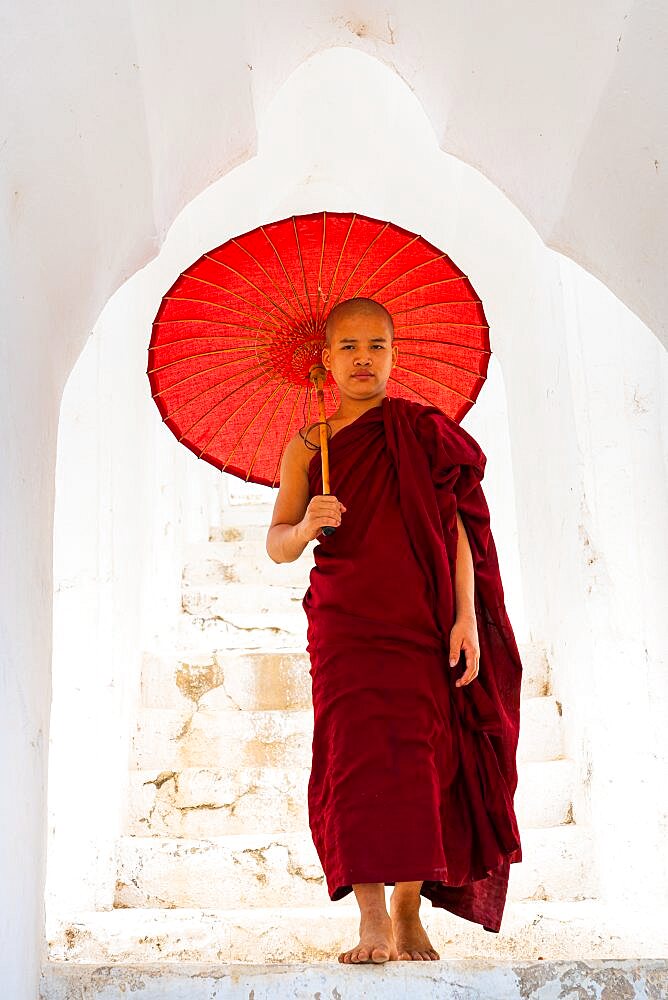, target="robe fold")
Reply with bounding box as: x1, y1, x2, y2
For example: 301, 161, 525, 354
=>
302, 394, 523, 933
